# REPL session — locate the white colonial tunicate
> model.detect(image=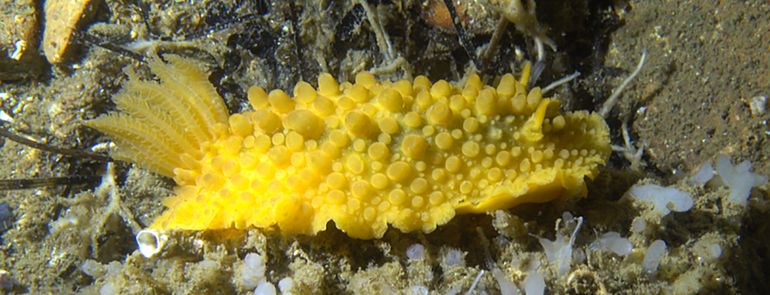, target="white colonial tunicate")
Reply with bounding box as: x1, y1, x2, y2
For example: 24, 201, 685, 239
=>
239, 253, 268, 290
96, 262, 123, 295
706, 244, 723, 261
443, 248, 465, 268
99, 282, 117, 295
589, 232, 633, 256
693, 239, 723, 263
278, 277, 294, 295
409, 285, 429, 295
491, 267, 520, 295
136, 229, 168, 258
521, 271, 545, 295
642, 240, 667, 273
254, 281, 276, 295
537, 214, 583, 276
630, 218, 647, 234
689, 162, 715, 186
714, 154, 767, 206
629, 184, 693, 216
81, 260, 105, 277
406, 243, 425, 260
749, 95, 767, 116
